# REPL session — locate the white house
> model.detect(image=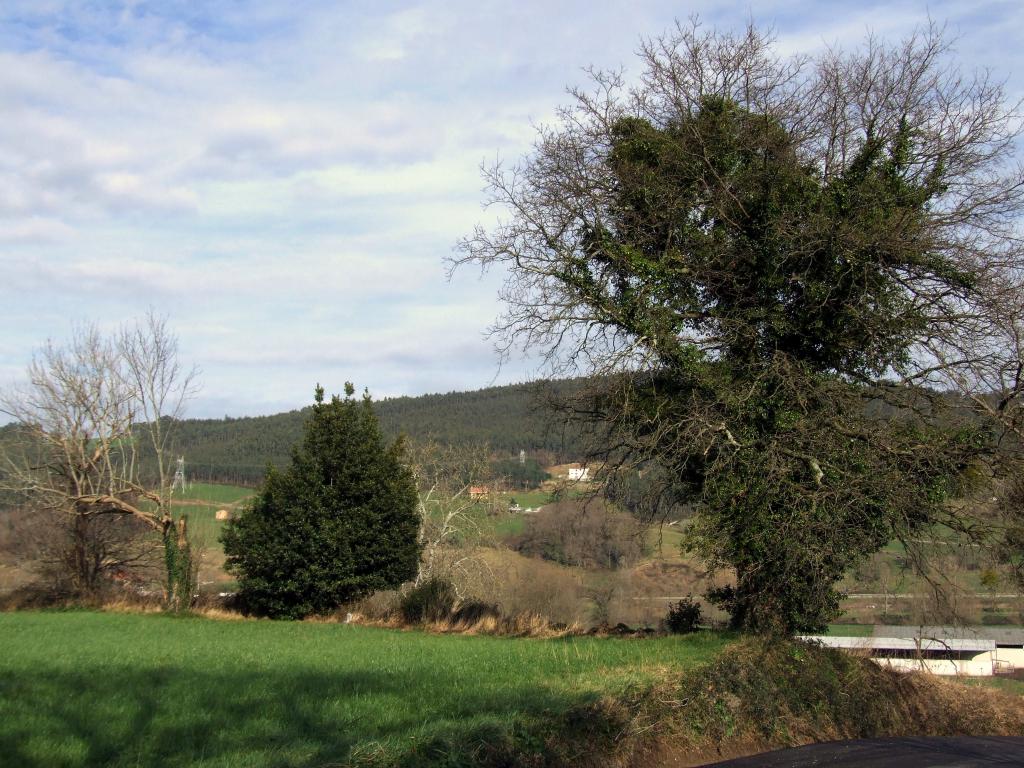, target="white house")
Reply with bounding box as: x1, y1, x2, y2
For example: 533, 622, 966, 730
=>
567, 466, 590, 481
